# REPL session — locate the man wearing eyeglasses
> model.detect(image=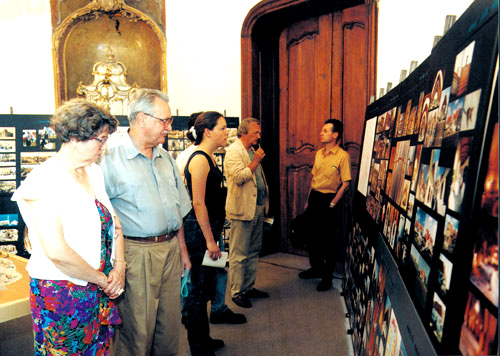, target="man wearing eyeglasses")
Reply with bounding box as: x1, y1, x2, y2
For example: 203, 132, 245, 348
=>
100, 89, 192, 356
